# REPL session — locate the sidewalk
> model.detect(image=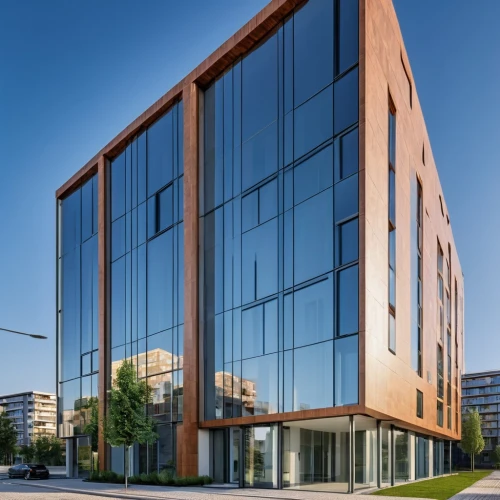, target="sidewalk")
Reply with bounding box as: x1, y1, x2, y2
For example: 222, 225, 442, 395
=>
449, 469, 500, 500
11, 478, 432, 500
